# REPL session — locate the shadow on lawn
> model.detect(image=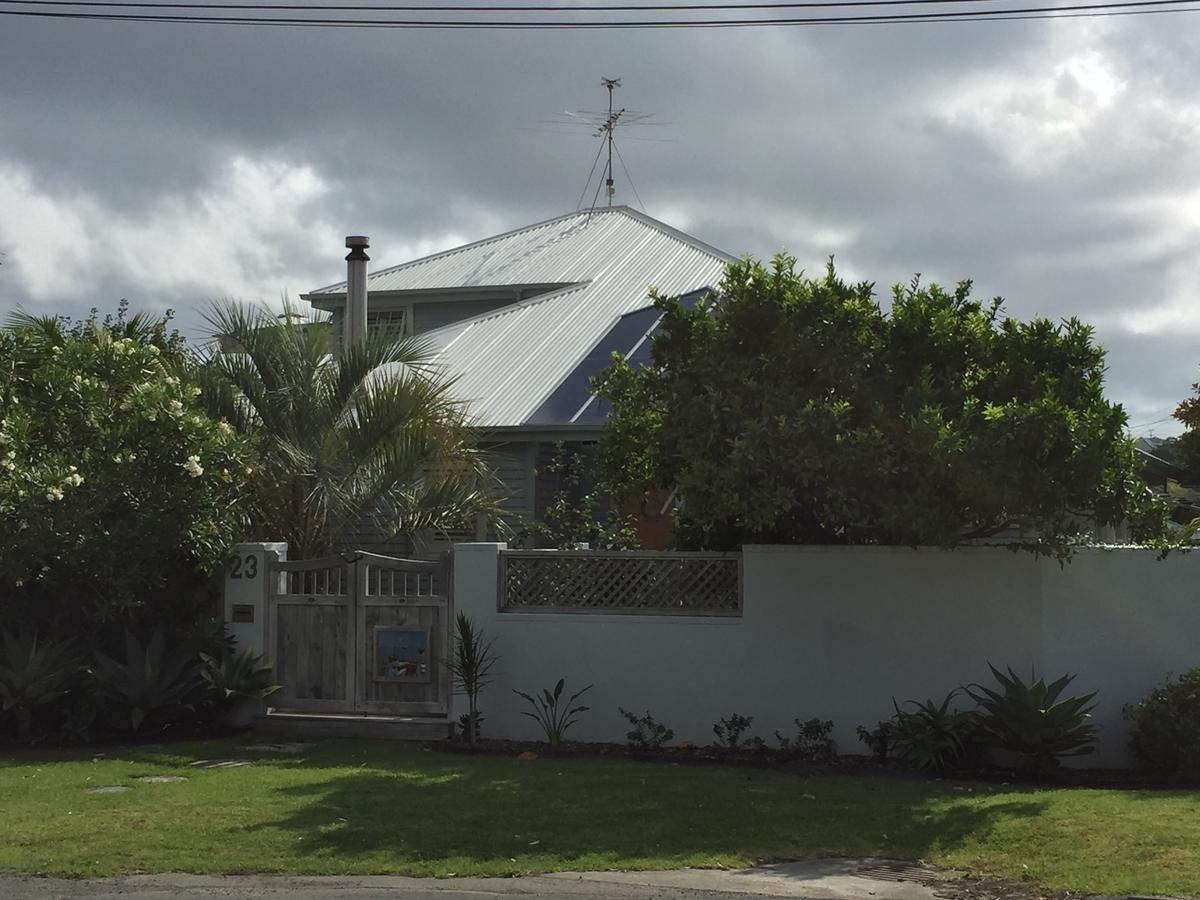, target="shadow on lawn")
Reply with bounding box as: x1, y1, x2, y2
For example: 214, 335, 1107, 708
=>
247, 758, 1049, 870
